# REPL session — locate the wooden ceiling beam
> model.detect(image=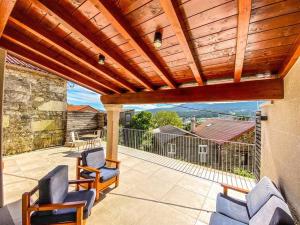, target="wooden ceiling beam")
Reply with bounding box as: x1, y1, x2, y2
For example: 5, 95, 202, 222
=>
0, 39, 108, 94
2, 29, 115, 94
0, 0, 16, 37
89, 0, 177, 89
101, 79, 284, 104
279, 35, 300, 78
234, 0, 251, 82
8, 16, 137, 93
34, 0, 155, 91
160, 0, 205, 86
